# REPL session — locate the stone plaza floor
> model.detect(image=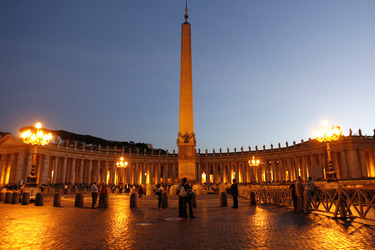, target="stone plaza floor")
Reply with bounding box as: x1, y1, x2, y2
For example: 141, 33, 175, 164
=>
1, 193, 375, 249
